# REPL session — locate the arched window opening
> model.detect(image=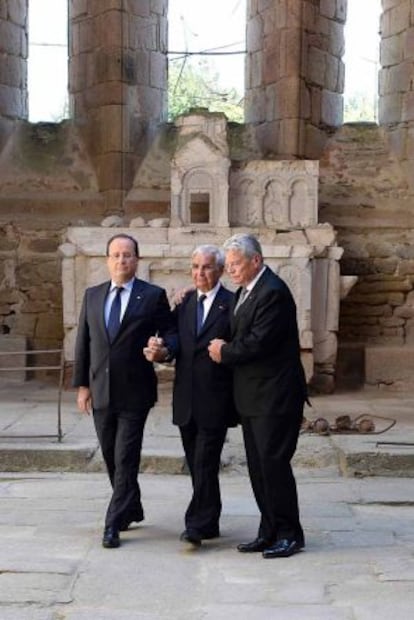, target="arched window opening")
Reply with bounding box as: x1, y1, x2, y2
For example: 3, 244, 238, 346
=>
168, 0, 246, 123
344, 0, 381, 123
28, 0, 69, 123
